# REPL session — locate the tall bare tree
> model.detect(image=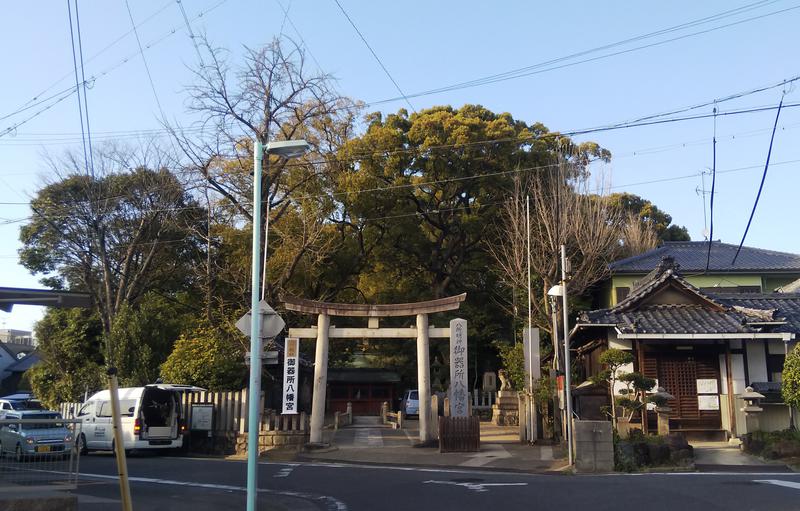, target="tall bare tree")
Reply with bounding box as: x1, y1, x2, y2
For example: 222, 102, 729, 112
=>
171, 36, 361, 307
489, 161, 658, 339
